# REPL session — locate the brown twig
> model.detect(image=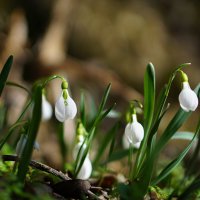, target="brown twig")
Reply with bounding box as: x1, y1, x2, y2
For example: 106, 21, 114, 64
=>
2, 154, 70, 181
